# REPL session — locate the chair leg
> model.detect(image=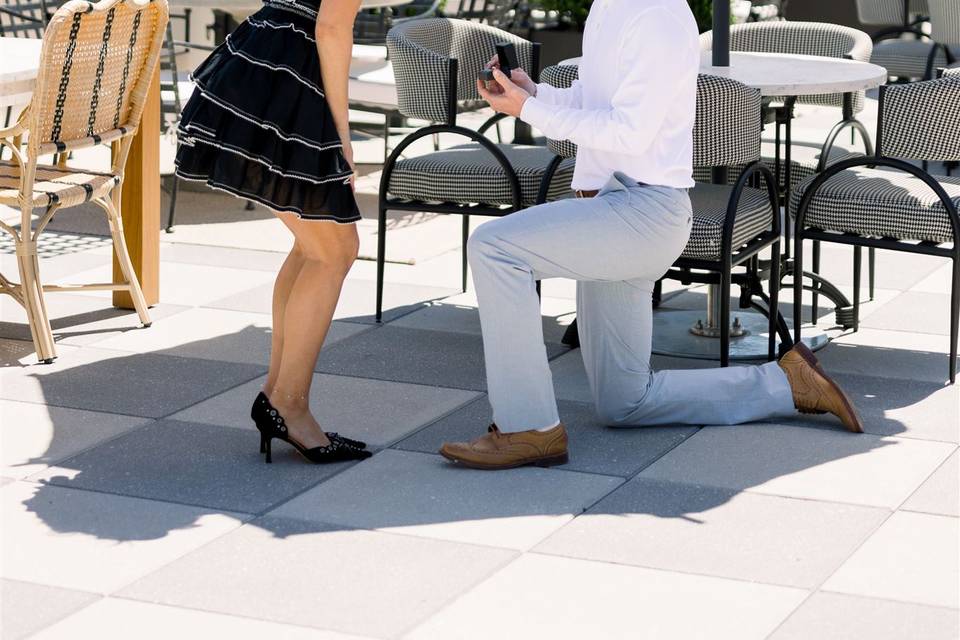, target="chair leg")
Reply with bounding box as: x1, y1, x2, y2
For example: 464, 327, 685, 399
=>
461, 215, 470, 293
104, 198, 152, 327
720, 268, 731, 368
793, 231, 804, 347
868, 246, 876, 301
950, 256, 959, 384
16, 242, 57, 363
852, 245, 862, 333
811, 240, 820, 324
769, 241, 781, 362
652, 279, 662, 309
376, 204, 387, 323
164, 175, 179, 233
